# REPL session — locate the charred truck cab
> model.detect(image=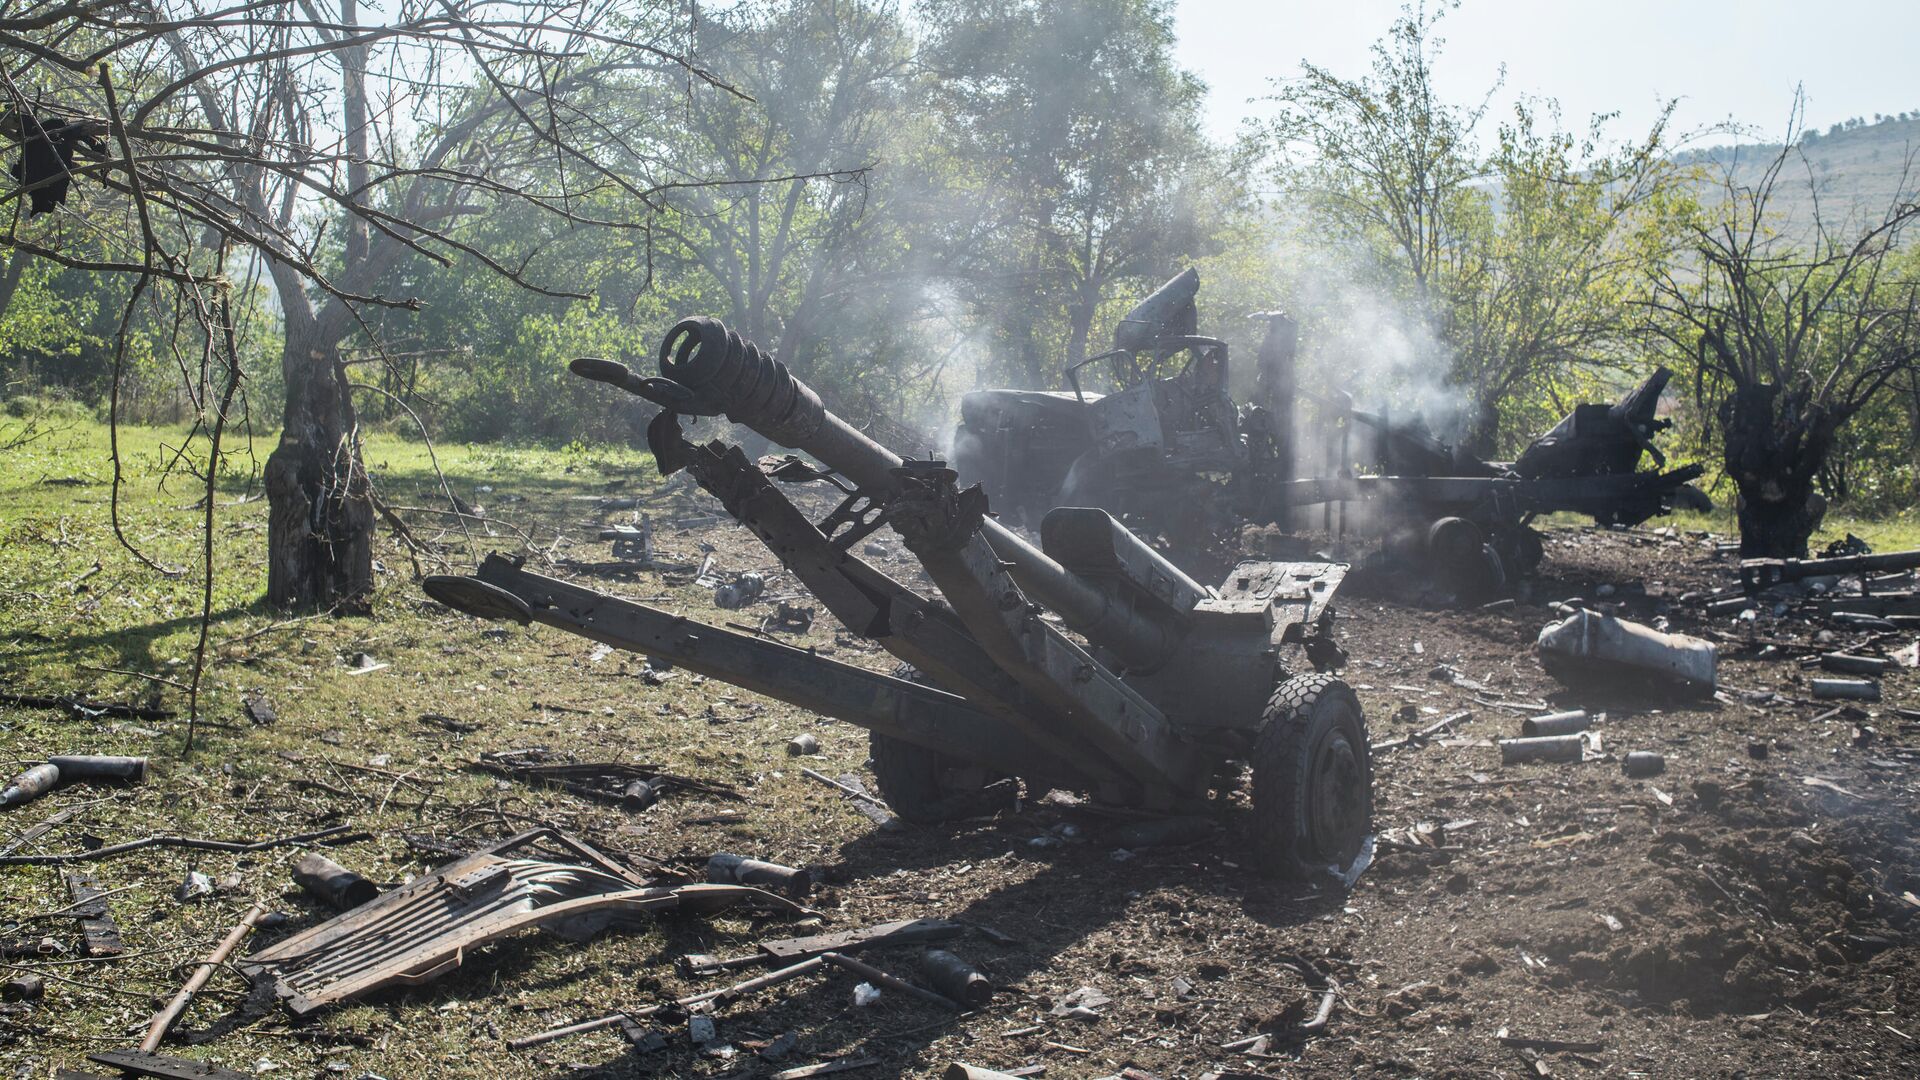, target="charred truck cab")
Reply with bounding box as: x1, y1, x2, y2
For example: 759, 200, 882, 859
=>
426, 317, 1374, 880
